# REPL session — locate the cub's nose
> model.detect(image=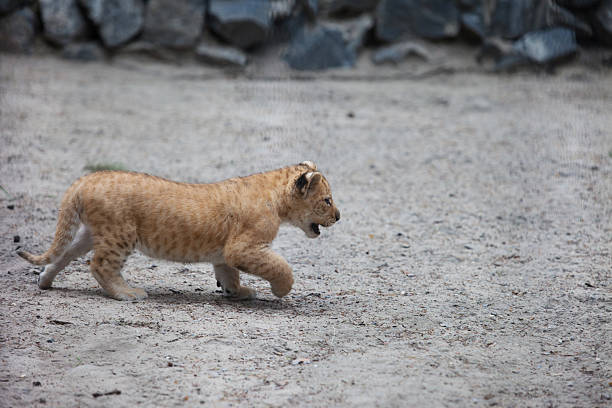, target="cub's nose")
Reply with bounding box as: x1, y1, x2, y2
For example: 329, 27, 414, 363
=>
335, 209, 341, 221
